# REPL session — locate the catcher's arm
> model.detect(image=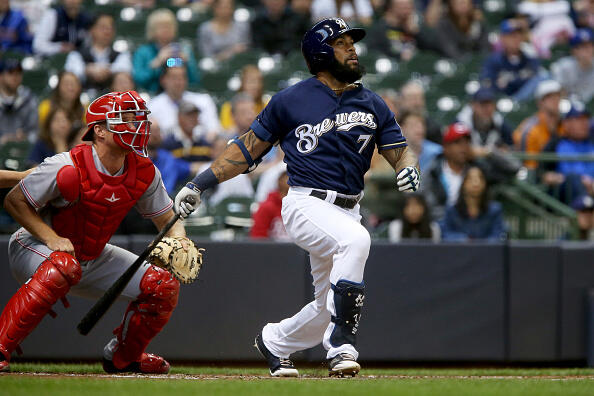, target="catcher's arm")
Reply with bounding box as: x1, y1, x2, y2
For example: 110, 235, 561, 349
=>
0, 168, 34, 188
151, 208, 187, 238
